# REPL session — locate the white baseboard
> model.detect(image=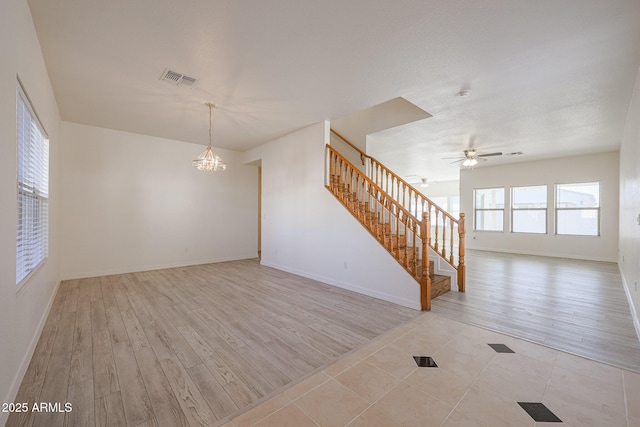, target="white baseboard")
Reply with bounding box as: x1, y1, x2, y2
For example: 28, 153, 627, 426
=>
260, 260, 421, 311
60, 253, 259, 280
619, 263, 640, 342
1, 279, 61, 427
467, 246, 617, 263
